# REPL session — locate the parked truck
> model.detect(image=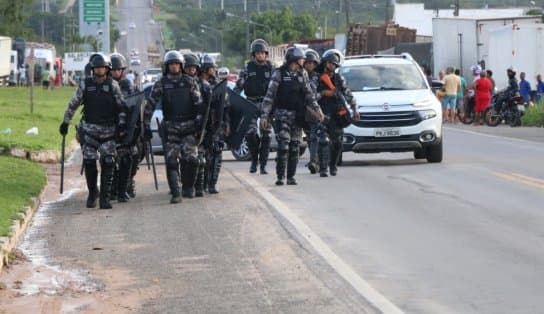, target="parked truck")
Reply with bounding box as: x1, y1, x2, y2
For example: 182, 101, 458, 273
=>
0, 36, 12, 85
432, 16, 540, 82
345, 23, 416, 56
